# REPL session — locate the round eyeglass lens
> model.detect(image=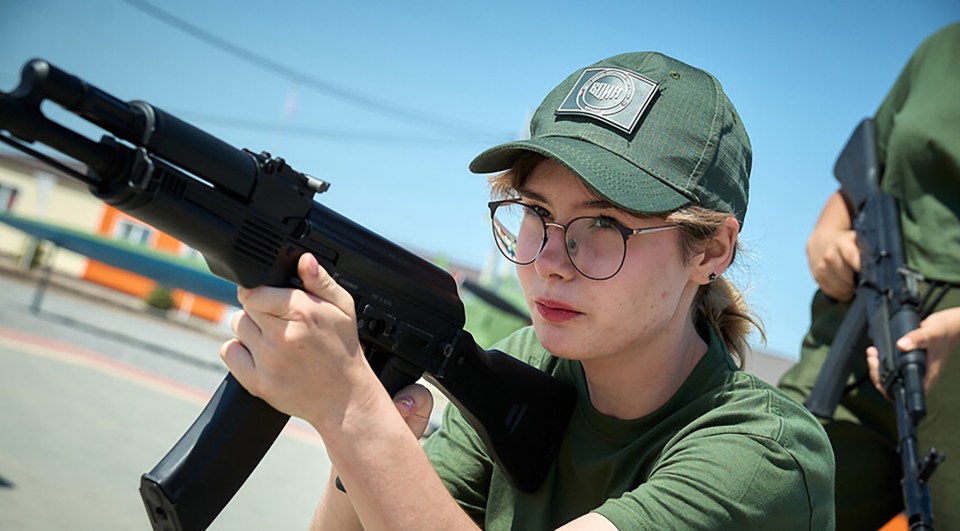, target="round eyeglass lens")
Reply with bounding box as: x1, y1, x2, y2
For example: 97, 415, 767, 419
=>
492, 202, 543, 264
492, 202, 629, 279
565, 217, 627, 279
